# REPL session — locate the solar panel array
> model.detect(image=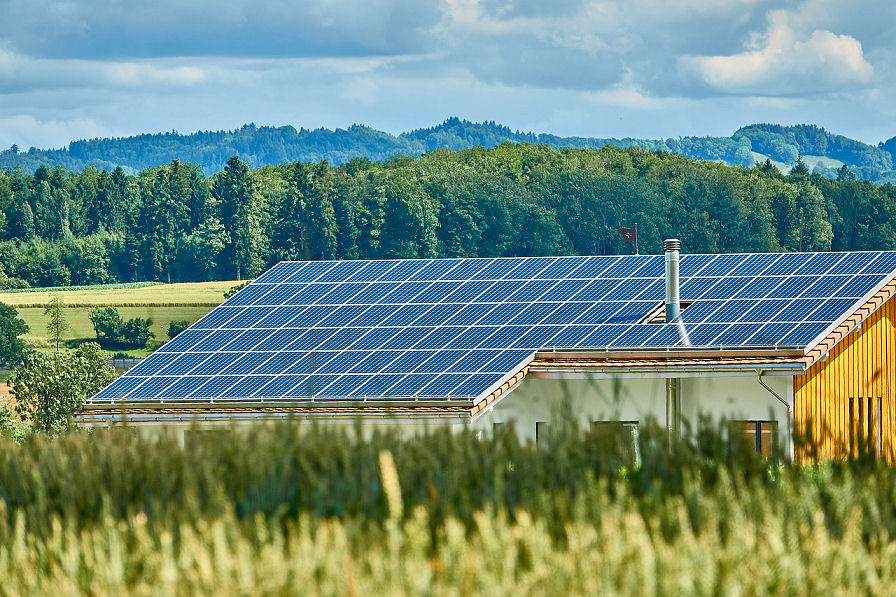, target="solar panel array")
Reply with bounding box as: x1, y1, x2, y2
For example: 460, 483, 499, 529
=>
91, 251, 896, 404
